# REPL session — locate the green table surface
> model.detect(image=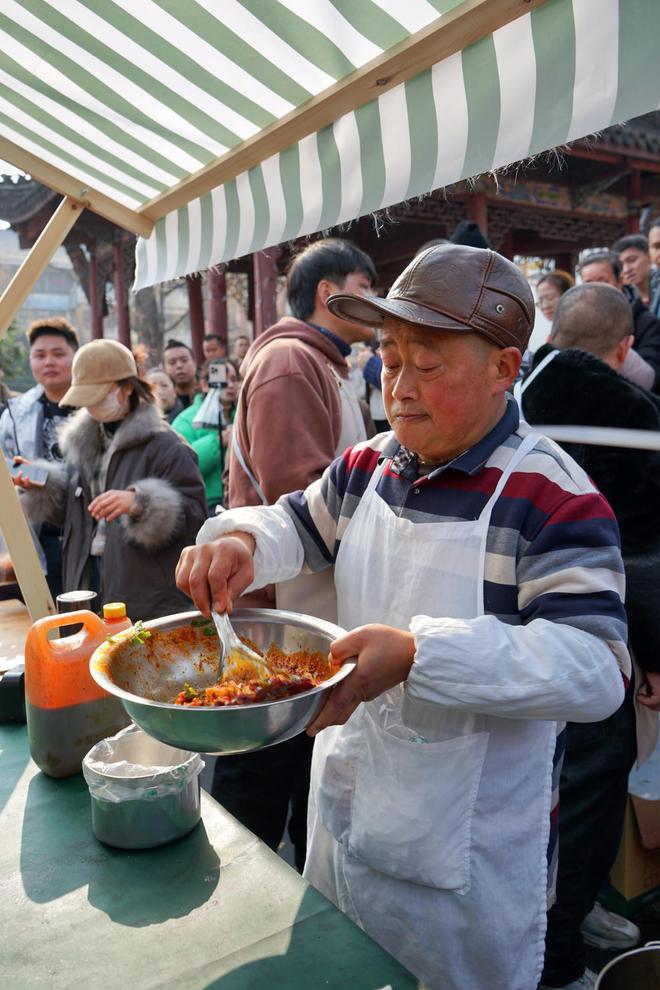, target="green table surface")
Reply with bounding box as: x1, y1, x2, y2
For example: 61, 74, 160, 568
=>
0, 725, 419, 990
